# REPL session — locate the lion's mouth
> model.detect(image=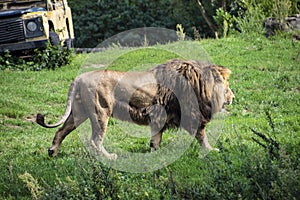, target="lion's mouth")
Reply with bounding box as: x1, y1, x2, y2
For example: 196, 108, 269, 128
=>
223, 101, 232, 108
226, 100, 233, 105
